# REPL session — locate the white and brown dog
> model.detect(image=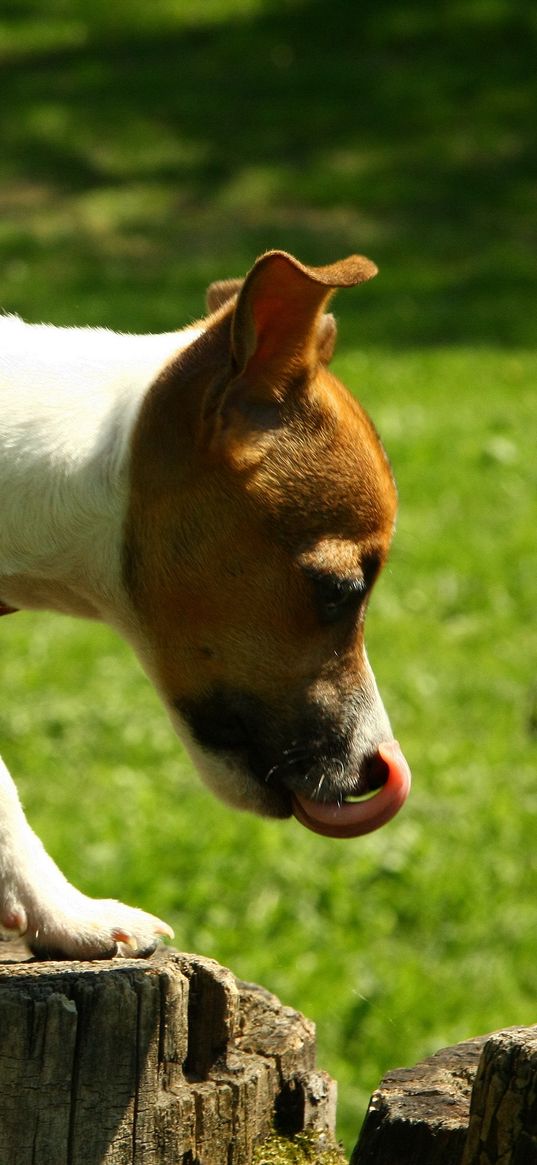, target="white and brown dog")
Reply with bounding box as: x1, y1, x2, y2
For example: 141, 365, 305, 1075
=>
0, 251, 410, 960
